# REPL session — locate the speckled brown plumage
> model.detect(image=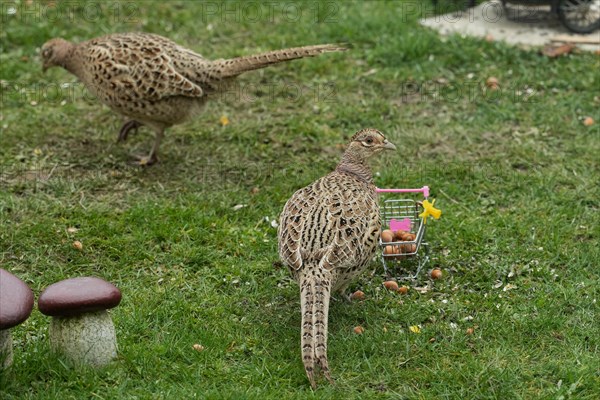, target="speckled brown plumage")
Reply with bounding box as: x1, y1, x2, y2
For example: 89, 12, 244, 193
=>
278, 128, 396, 388
41, 33, 346, 165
